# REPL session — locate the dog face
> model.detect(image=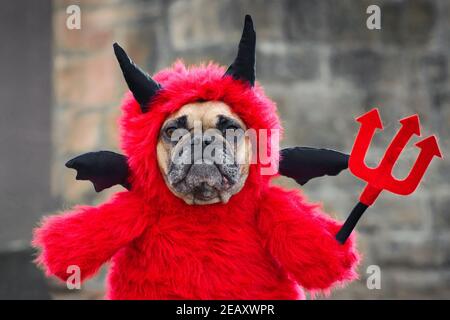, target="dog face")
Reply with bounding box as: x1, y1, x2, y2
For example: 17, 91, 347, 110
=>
157, 101, 251, 205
